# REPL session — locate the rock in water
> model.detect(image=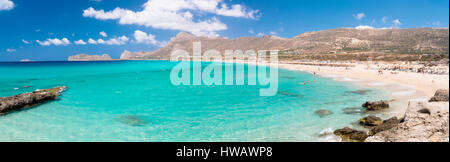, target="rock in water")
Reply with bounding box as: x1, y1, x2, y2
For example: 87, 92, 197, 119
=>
279, 91, 304, 98
362, 100, 389, 111
333, 127, 368, 142
429, 89, 449, 102
348, 90, 371, 95
315, 109, 333, 118
359, 115, 383, 127
116, 115, 148, 126
0, 86, 67, 115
